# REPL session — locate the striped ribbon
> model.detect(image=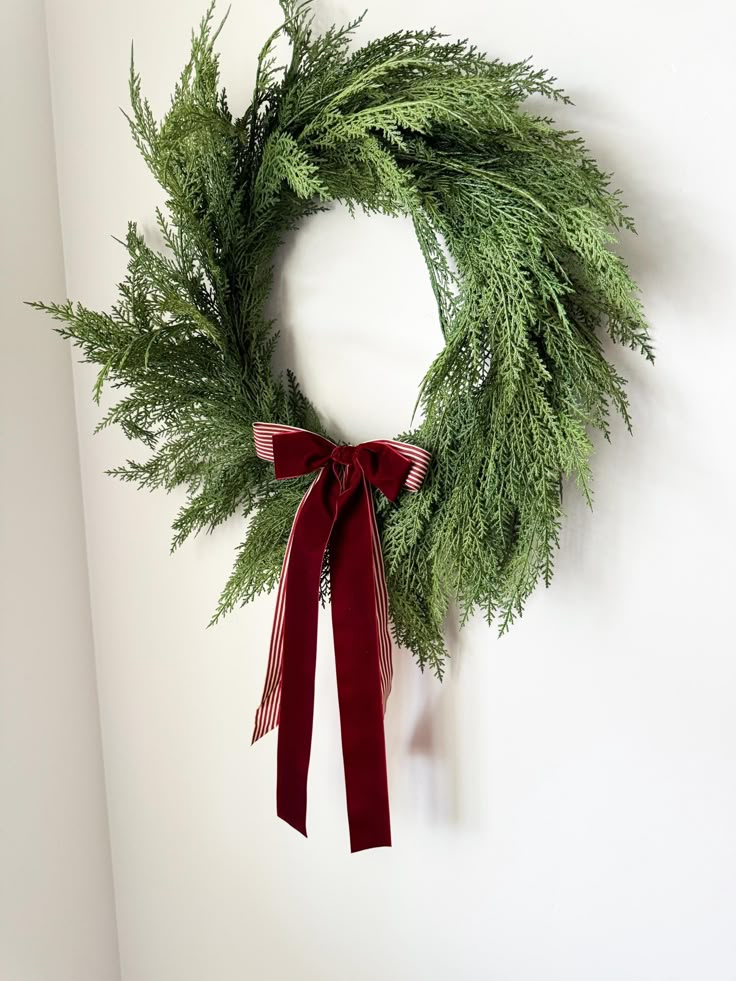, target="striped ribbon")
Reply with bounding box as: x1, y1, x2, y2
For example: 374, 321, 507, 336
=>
251, 422, 431, 851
